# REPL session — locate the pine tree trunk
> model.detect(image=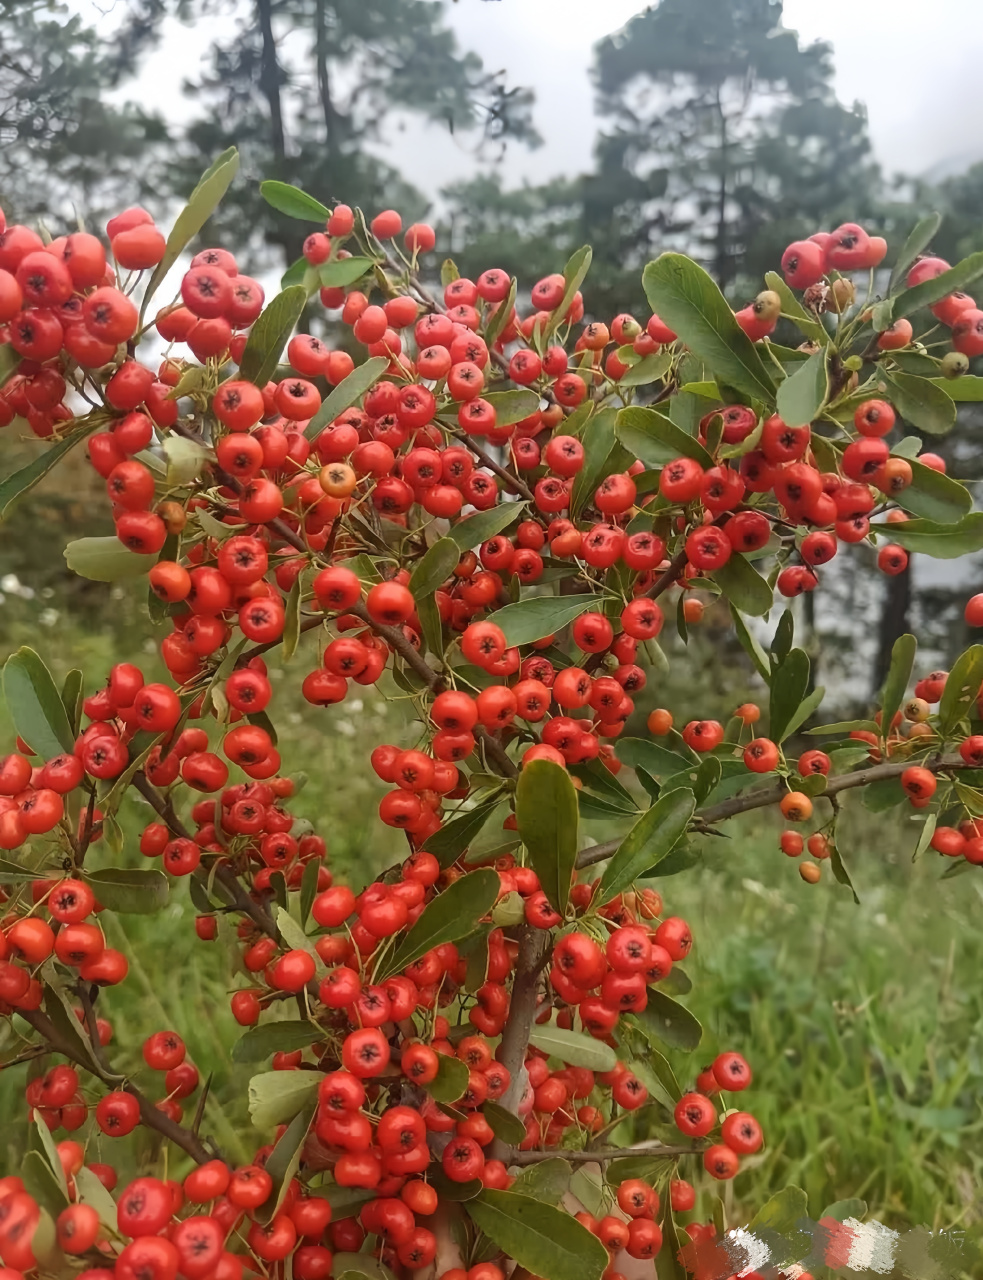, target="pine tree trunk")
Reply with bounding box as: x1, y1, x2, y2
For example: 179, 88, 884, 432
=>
873, 563, 912, 696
